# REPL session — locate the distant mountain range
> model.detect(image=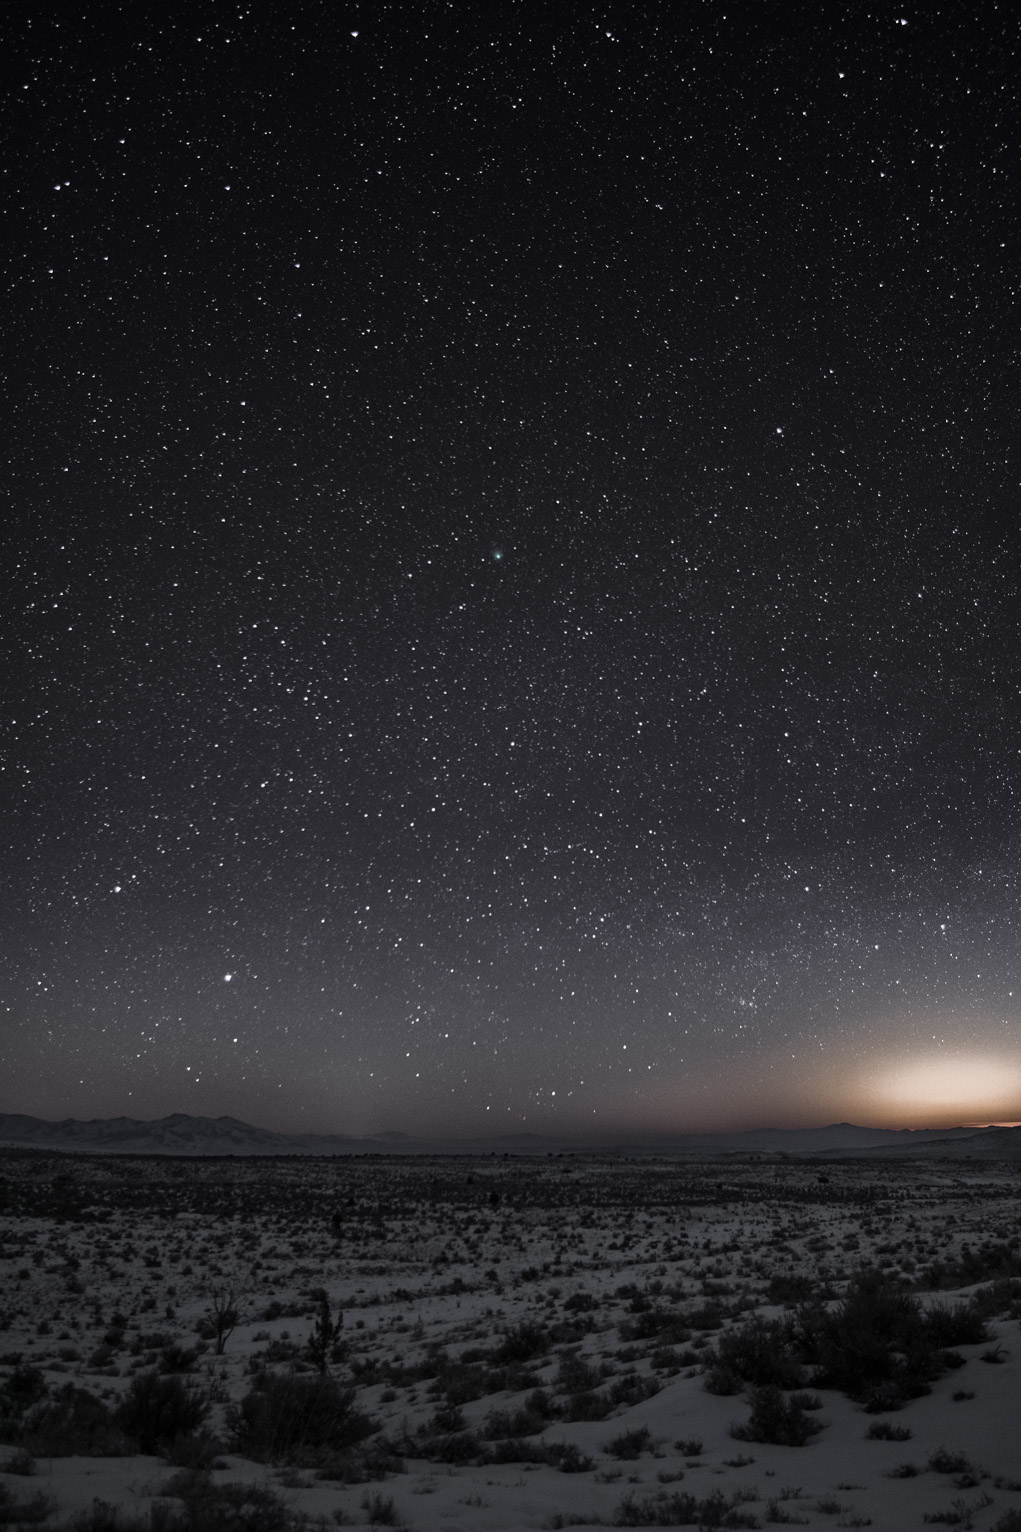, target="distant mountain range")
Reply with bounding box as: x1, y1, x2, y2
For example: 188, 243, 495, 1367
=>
1, 1110, 1020, 1159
